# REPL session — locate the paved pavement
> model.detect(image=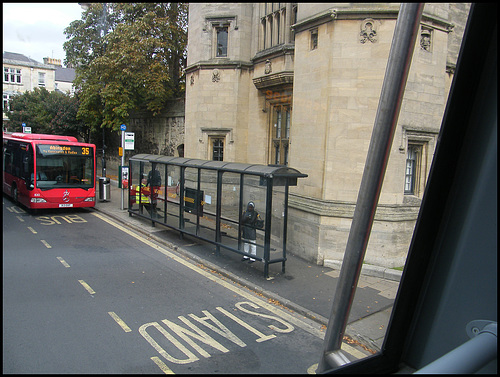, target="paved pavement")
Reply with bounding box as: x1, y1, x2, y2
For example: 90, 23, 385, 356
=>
94, 169, 402, 354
